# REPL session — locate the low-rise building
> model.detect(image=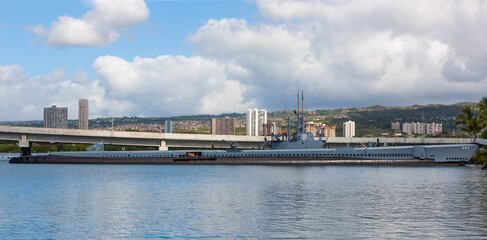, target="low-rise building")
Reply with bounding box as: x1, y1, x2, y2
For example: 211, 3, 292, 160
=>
304, 122, 336, 137
262, 122, 281, 136
402, 122, 442, 135
391, 121, 401, 133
